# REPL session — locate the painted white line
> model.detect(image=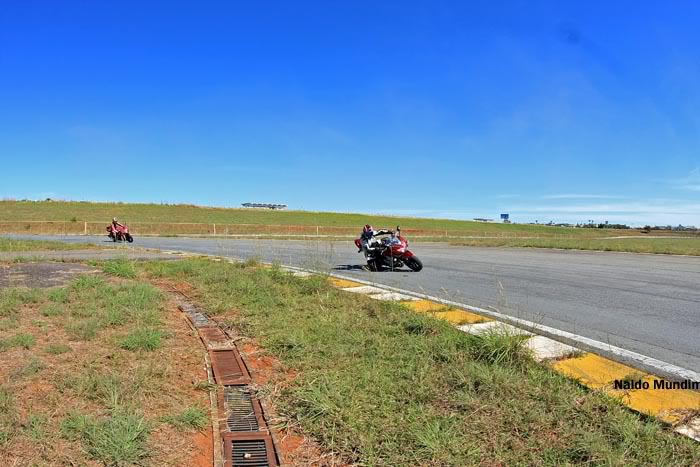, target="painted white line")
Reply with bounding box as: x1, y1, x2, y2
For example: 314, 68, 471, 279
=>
368, 292, 419, 301
676, 418, 700, 442
341, 285, 387, 294
458, 321, 533, 336
526, 335, 579, 361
